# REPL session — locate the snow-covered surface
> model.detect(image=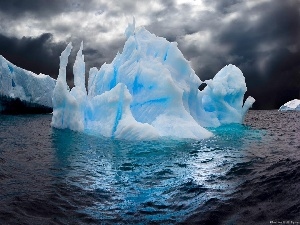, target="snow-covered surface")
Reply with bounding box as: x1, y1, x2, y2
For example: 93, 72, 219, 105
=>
51, 21, 255, 140
0, 55, 55, 108
279, 99, 300, 111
